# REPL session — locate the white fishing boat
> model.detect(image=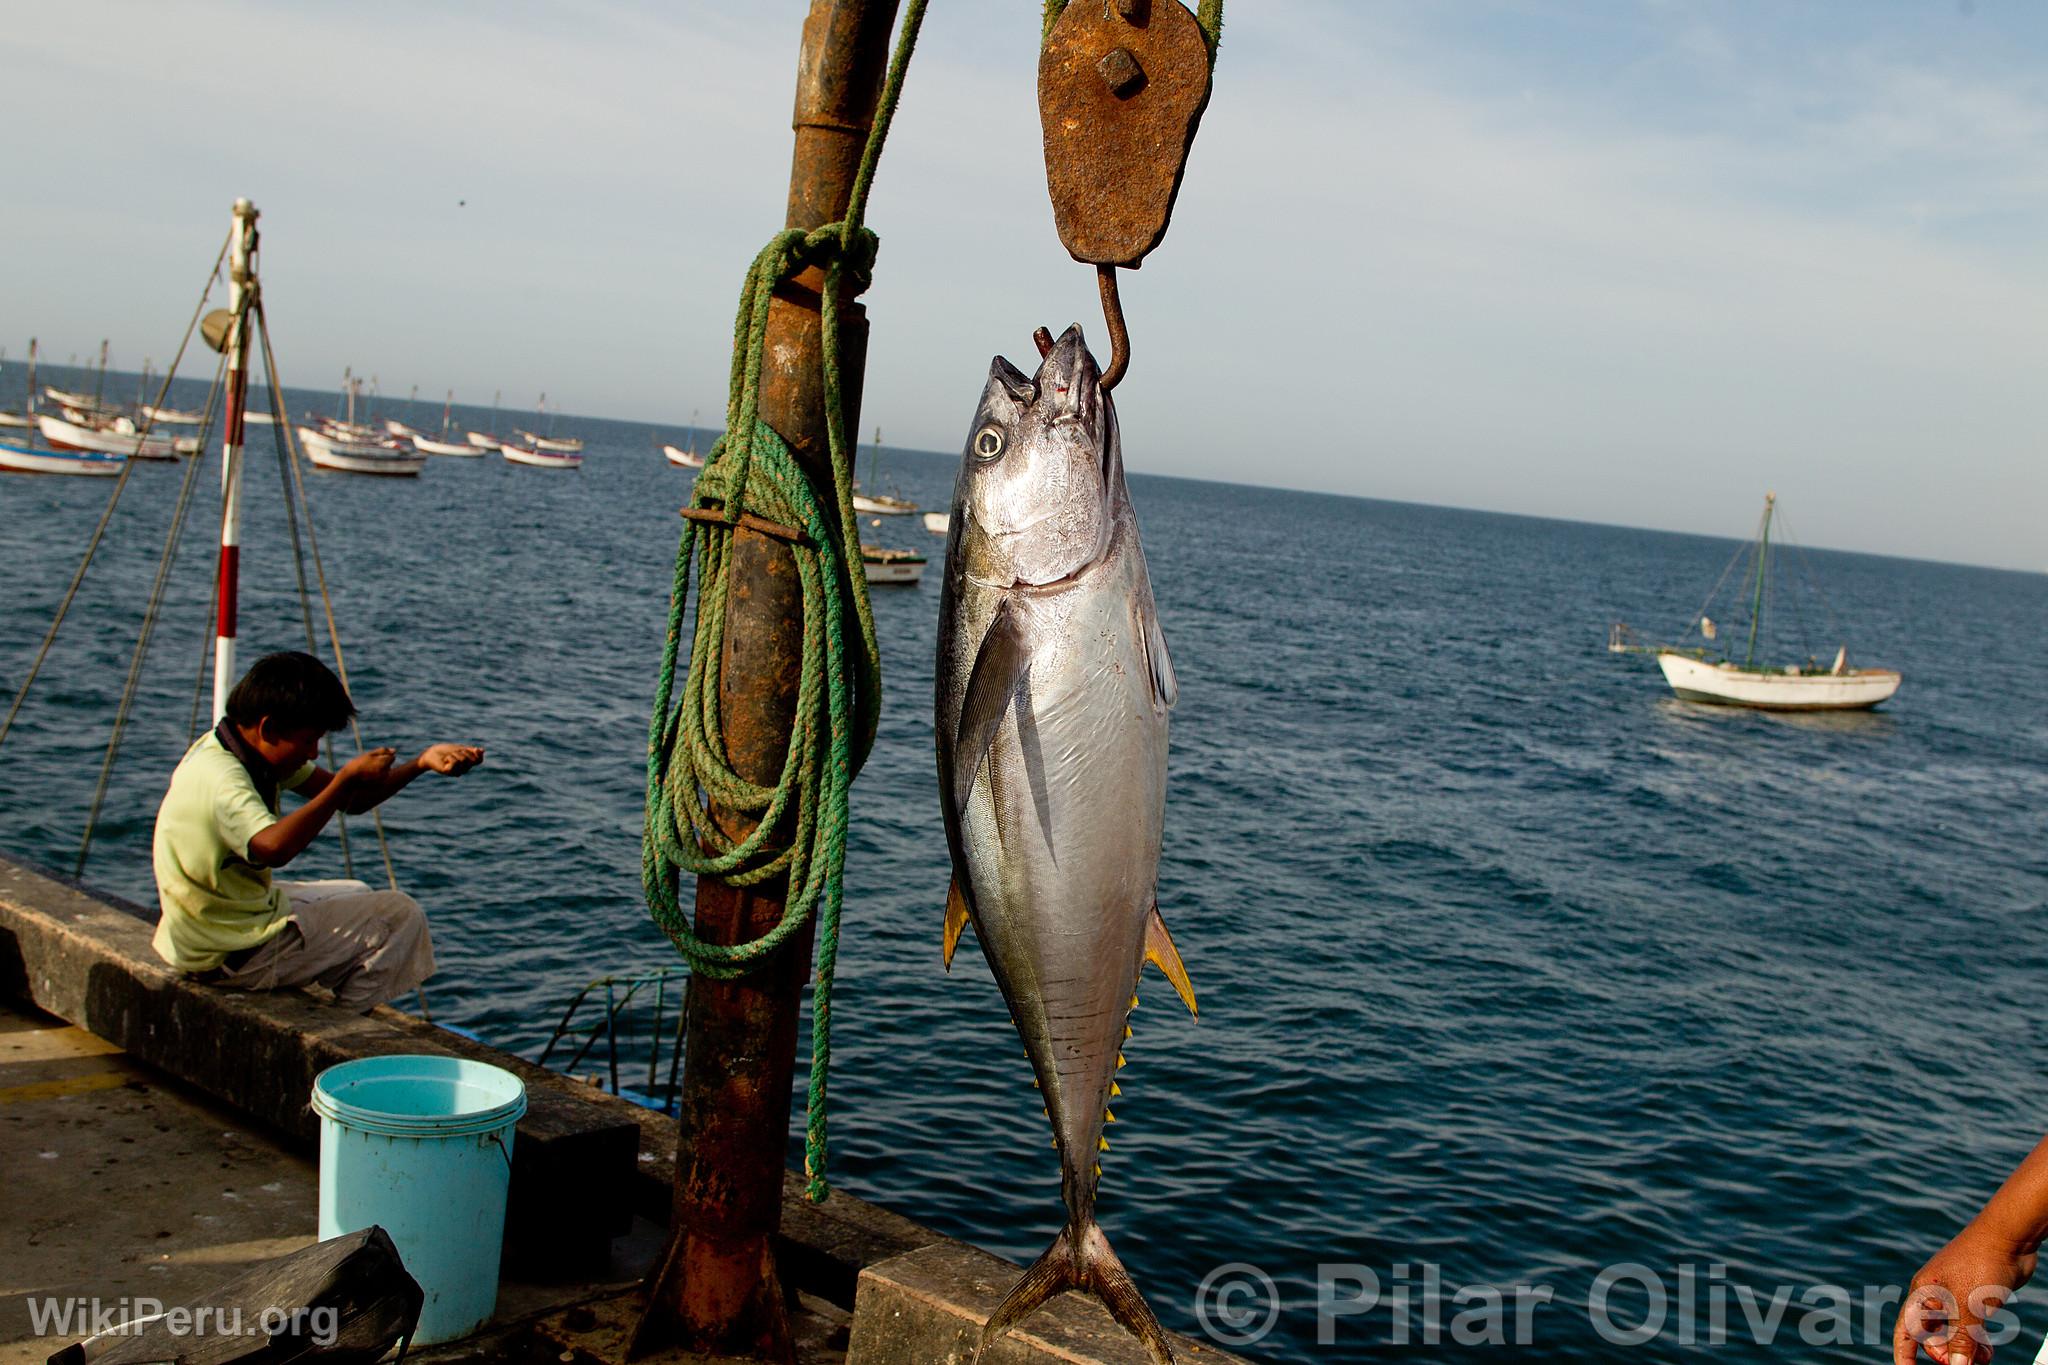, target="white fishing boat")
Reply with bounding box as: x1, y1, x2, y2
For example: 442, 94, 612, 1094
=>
298, 425, 426, 477
0, 410, 32, 429
140, 403, 205, 425
43, 385, 98, 410
0, 438, 124, 477
861, 544, 926, 585
1615, 493, 1902, 712
664, 443, 705, 468
466, 388, 509, 450
517, 393, 584, 452
501, 440, 582, 470
38, 412, 193, 460
922, 511, 949, 535
384, 419, 424, 440
1655, 651, 1900, 710
408, 390, 480, 455
853, 425, 917, 514
243, 409, 277, 425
